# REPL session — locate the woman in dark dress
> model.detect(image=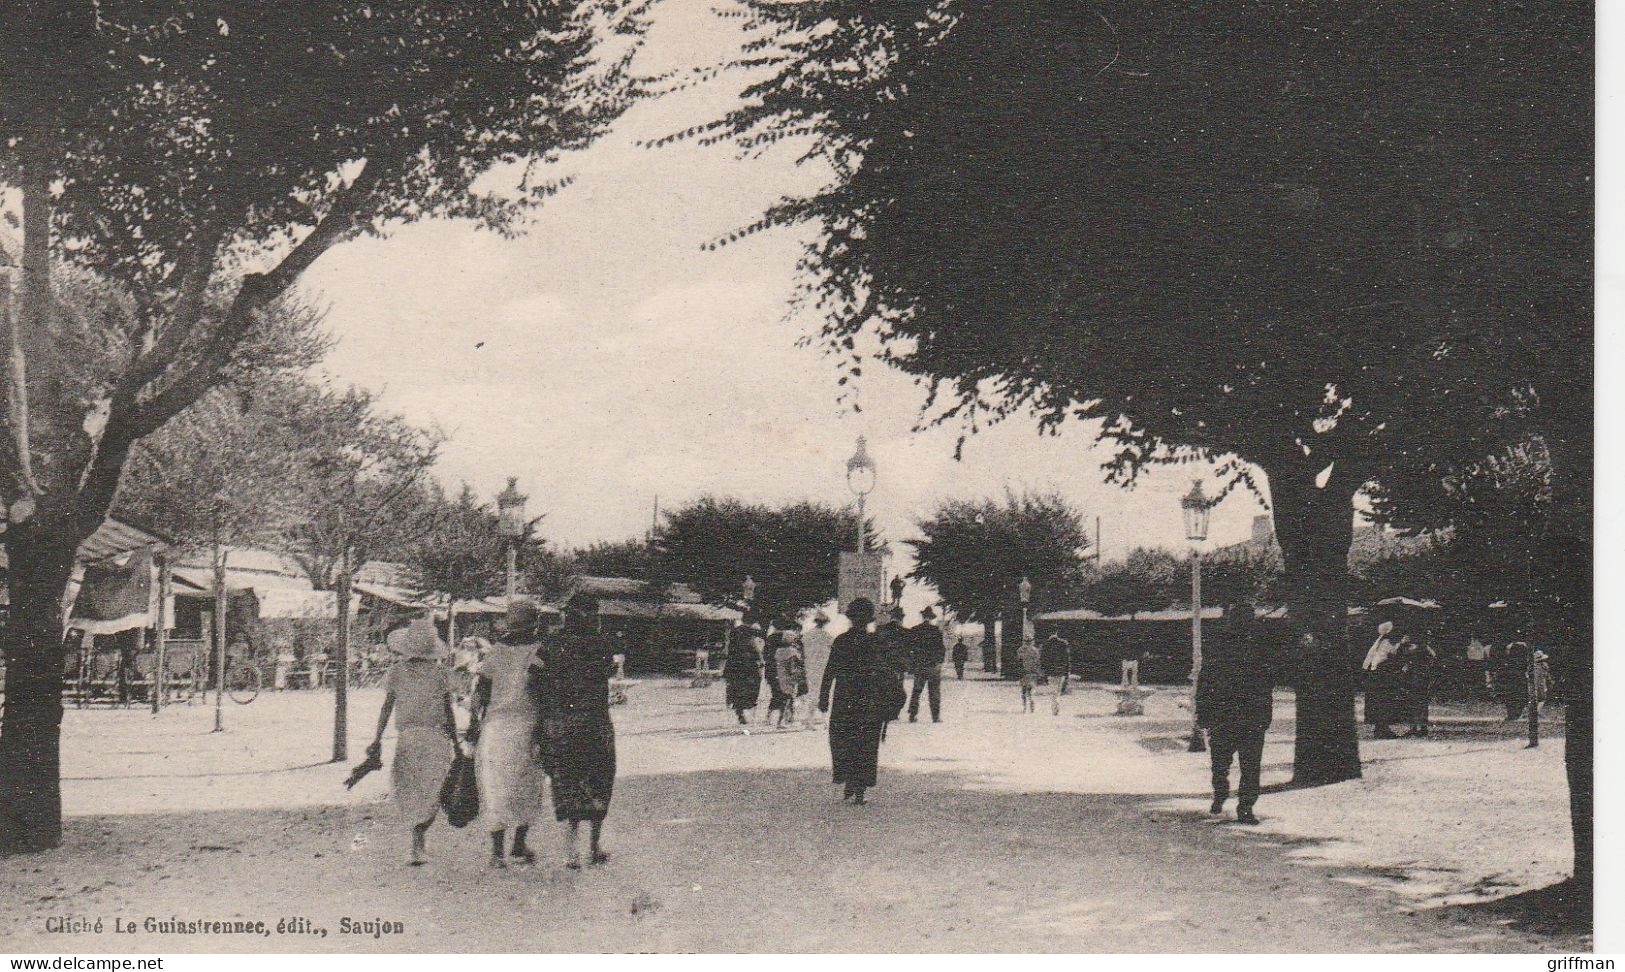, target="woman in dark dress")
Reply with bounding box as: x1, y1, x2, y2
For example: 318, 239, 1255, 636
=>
818, 597, 890, 804
763, 624, 792, 722
533, 601, 616, 870
723, 622, 763, 726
